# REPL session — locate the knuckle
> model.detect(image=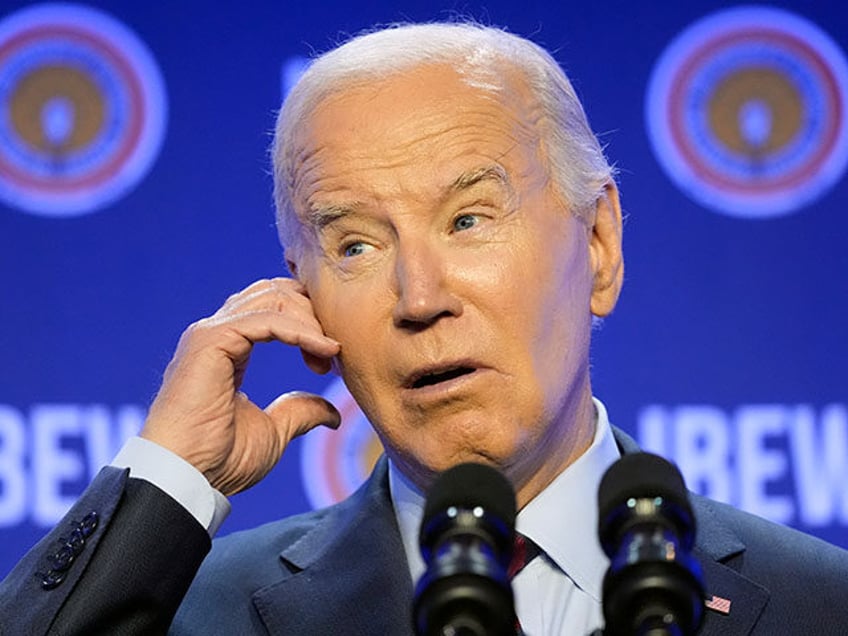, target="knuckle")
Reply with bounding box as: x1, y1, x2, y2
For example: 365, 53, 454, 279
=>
180, 317, 218, 344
